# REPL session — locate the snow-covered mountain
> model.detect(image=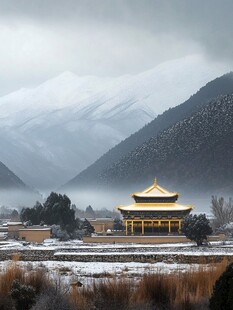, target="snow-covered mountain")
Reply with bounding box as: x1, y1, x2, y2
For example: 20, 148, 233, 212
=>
0, 55, 229, 190
63, 71, 233, 192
